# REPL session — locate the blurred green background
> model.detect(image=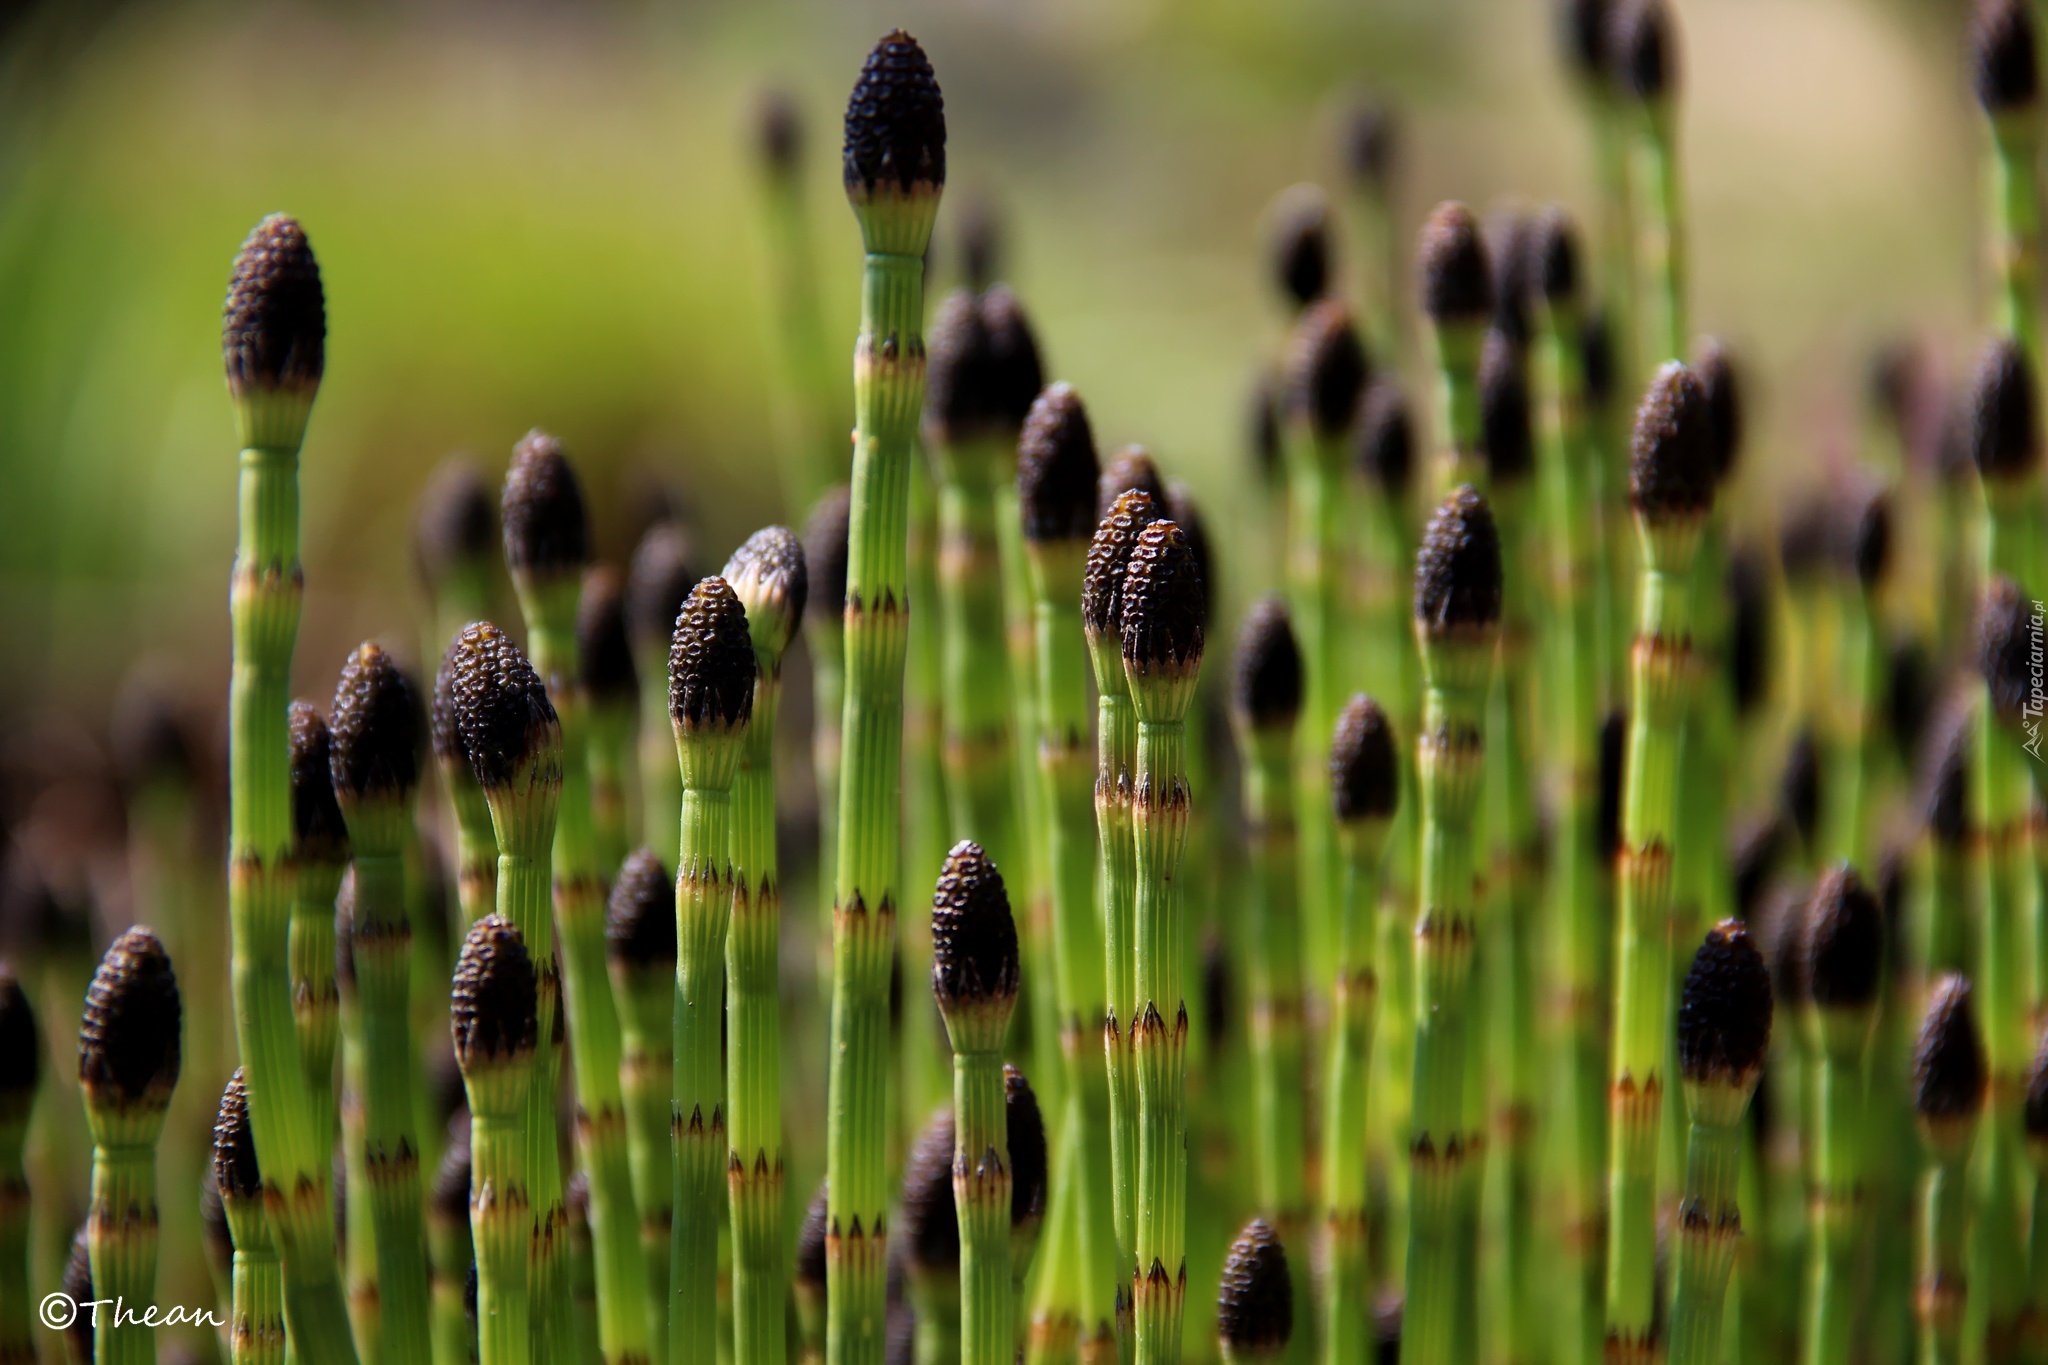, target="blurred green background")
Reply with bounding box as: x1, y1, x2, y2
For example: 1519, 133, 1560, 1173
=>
0, 0, 1989, 732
